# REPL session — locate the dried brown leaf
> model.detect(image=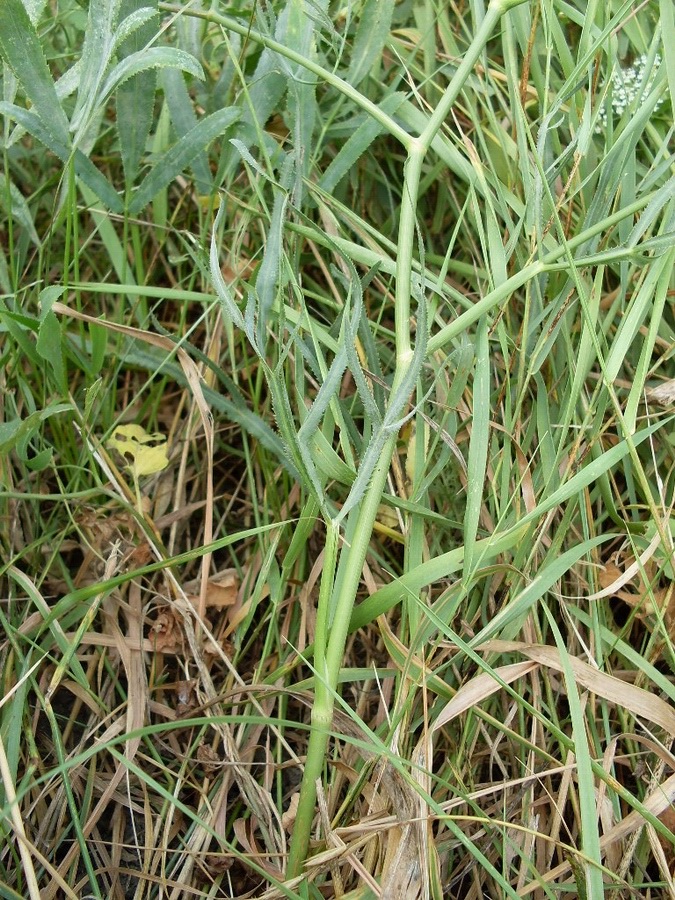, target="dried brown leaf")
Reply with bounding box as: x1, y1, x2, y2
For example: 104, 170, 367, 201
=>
482, 640, 675, 736
184, 568, 238, 610
589, 527, 662, 600
646, 379, 675, 407
149, 609, 184, 654
282, 793, 300, 833
597, 558, 675, 634
432, 661, 539, 731
519, 771, 675, 895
